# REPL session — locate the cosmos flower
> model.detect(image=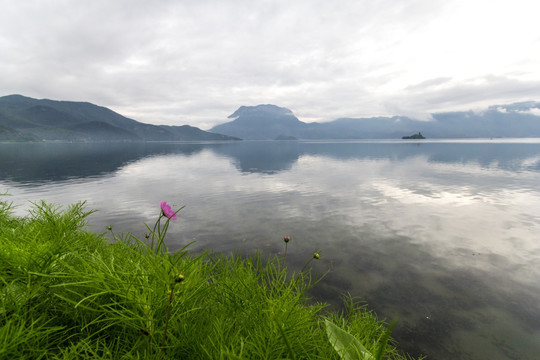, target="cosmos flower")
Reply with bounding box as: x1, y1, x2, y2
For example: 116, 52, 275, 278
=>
160, 201, 178, 220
